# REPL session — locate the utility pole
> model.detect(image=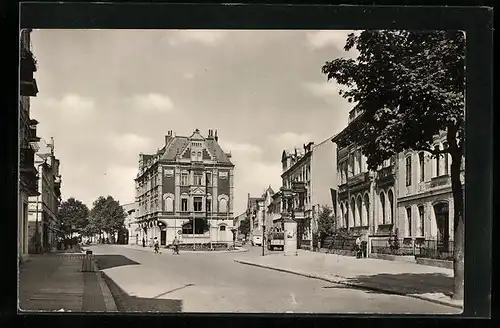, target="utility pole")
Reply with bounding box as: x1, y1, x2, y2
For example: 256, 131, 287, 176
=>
262, 223, 266, 256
